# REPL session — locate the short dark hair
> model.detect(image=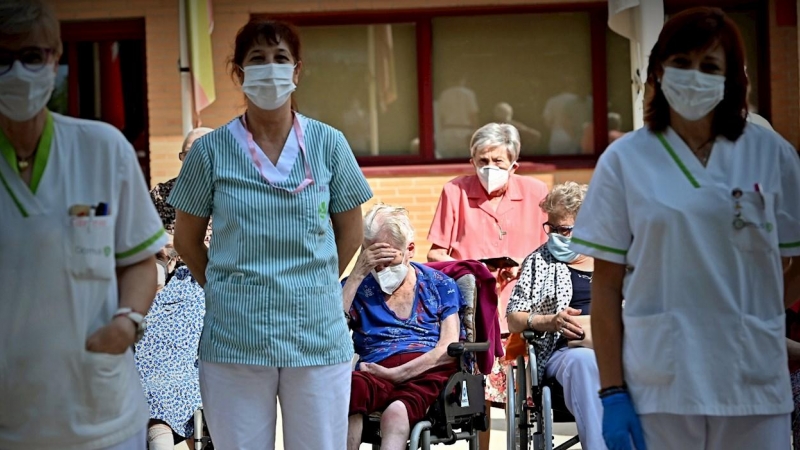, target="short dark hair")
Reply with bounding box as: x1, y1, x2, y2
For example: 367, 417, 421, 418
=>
644, 7, 748, 141
227, 19, 302, 109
